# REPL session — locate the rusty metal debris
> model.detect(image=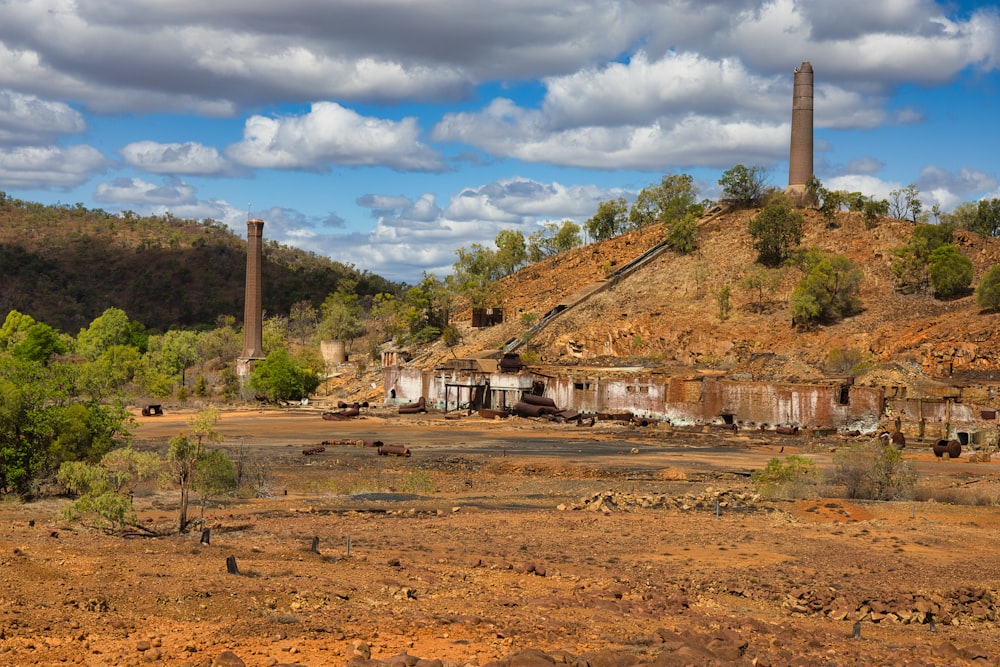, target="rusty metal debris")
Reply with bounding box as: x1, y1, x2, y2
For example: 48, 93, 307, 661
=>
377, 444, 411, 457
322, 403, 361, 420
398, 397, 427, 414
933, 439, 962, 459
302, 446, 326, 456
